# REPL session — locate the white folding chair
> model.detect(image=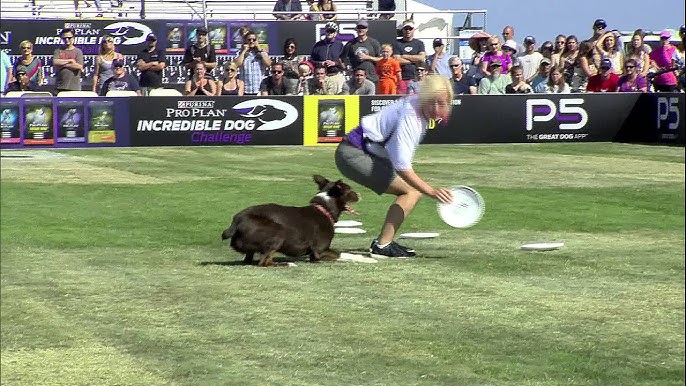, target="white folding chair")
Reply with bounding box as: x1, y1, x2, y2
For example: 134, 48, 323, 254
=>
3, 91, 54, 98
56, 91, 99, 97
148, 88, 183, 96
105, 90, 139, 97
